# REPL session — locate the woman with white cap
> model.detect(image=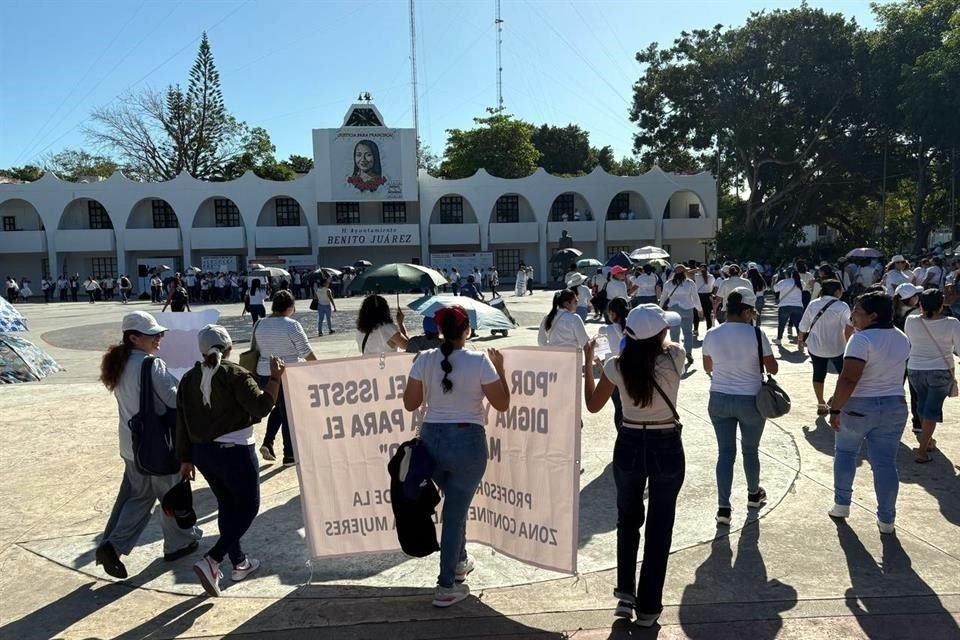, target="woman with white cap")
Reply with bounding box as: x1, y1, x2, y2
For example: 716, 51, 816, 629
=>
95, 311, 202, 580
567, 273, 593, 322
658, 264, 702, 366
583, 304, 686, 628
894, 282, 924, 435
882, 255, 913, 296
176, 324, 285, 597
702, 288, 778, 526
